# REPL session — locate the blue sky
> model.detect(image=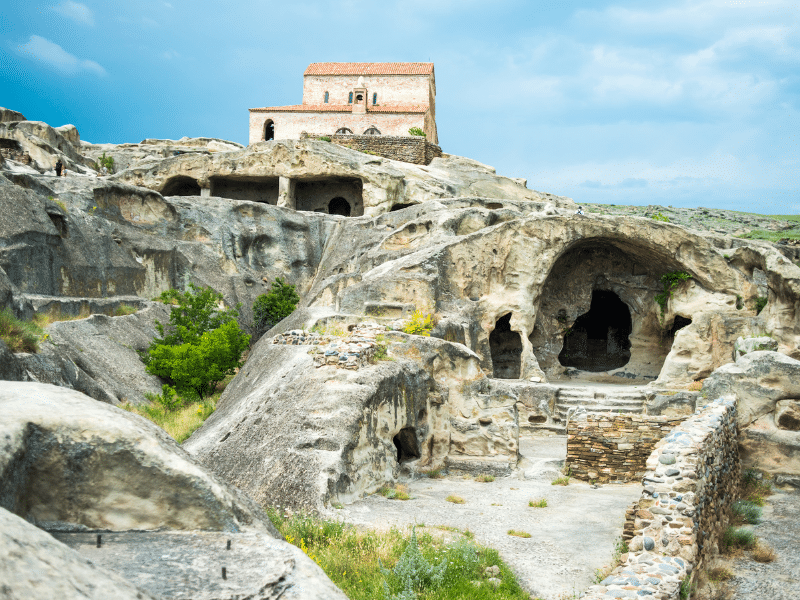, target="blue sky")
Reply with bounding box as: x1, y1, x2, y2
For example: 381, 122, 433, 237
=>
1, 0, 798, 213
